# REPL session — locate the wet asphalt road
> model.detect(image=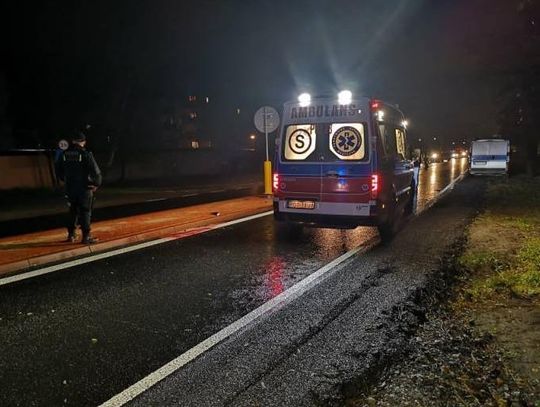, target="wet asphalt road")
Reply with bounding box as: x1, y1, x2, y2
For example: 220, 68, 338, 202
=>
0, 159, 468, 407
